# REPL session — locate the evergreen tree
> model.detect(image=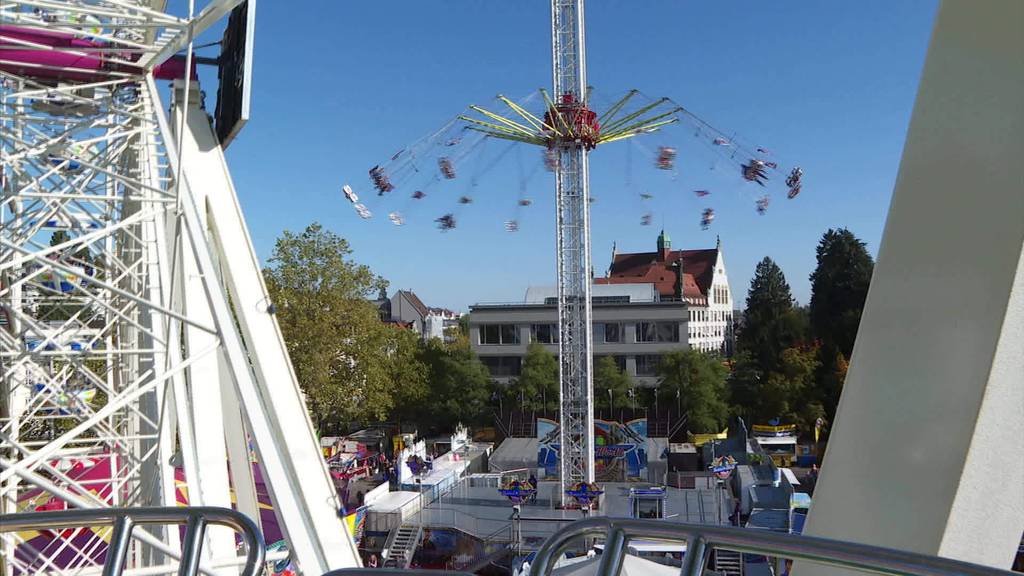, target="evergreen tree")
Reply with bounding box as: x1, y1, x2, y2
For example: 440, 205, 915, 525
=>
658, 350, 729, 433
737, 257, 806, 371
809, 228, 874, 357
